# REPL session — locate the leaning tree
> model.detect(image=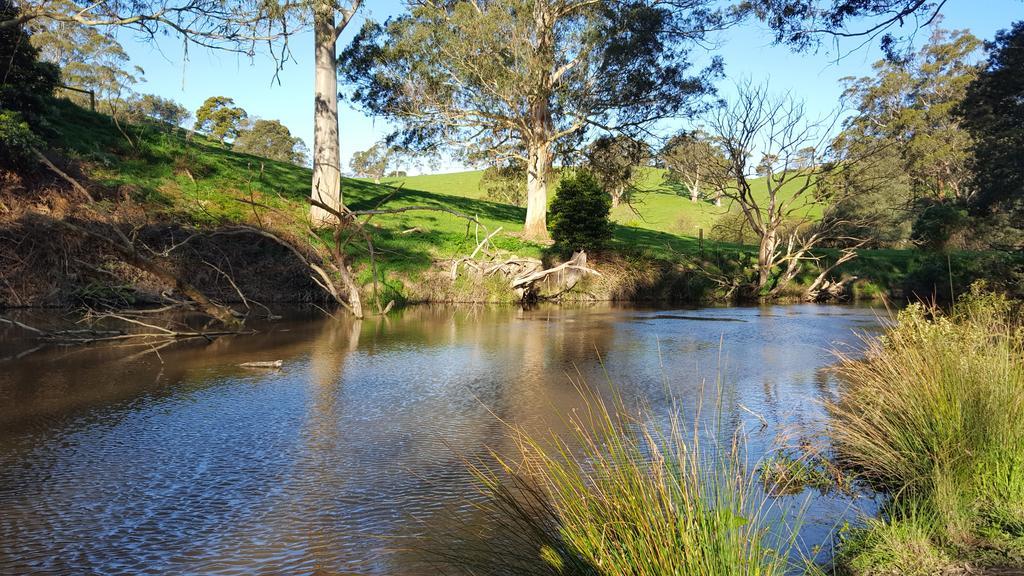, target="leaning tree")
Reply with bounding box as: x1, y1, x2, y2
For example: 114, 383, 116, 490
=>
339, 0, 733, 241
